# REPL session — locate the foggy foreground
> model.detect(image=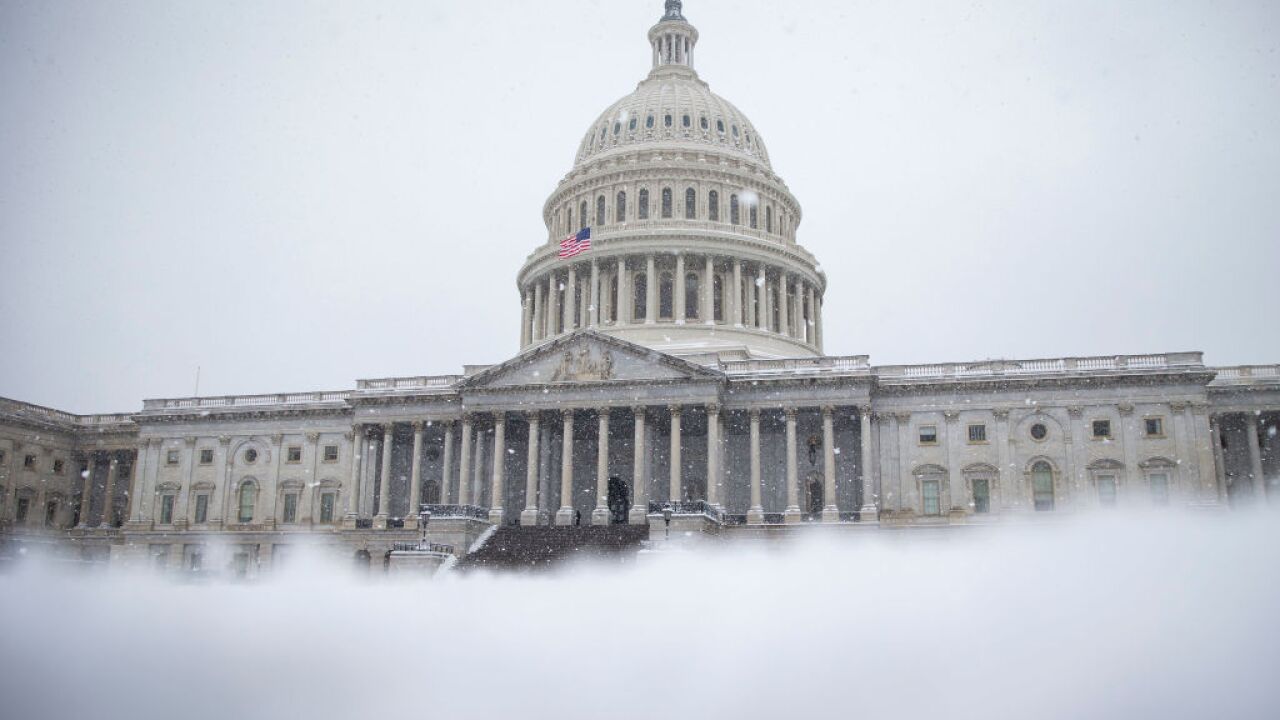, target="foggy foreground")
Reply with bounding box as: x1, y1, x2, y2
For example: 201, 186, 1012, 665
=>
2, 515, 1277, 720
